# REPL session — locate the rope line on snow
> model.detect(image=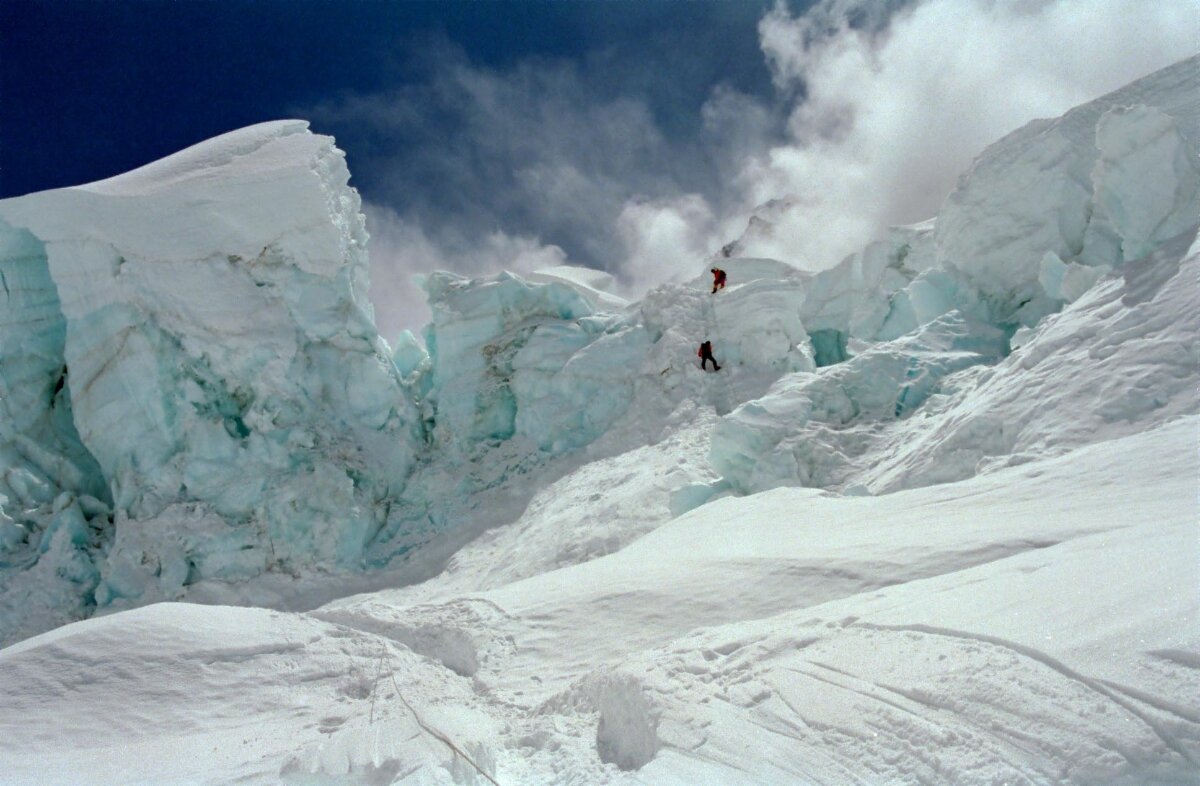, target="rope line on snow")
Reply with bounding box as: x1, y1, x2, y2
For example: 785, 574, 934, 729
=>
368, 646, 386, 725
387, 667, 505, 786
703, 289, 737, 414
366, 642, 503, 784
